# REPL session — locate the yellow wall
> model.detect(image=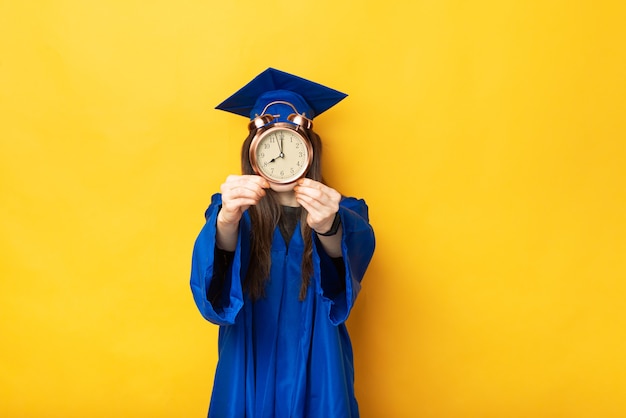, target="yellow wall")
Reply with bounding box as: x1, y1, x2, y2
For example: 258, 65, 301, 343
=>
1, 1, 625, 417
